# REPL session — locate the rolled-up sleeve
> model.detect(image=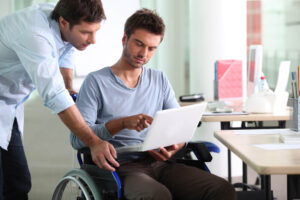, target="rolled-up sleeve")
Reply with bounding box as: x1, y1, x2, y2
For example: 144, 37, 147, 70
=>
46, 89, 74, 114
11, 30, 74, 114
